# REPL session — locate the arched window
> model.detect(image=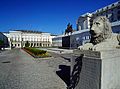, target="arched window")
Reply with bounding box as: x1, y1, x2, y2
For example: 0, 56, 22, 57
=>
40, 43, 42, 46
